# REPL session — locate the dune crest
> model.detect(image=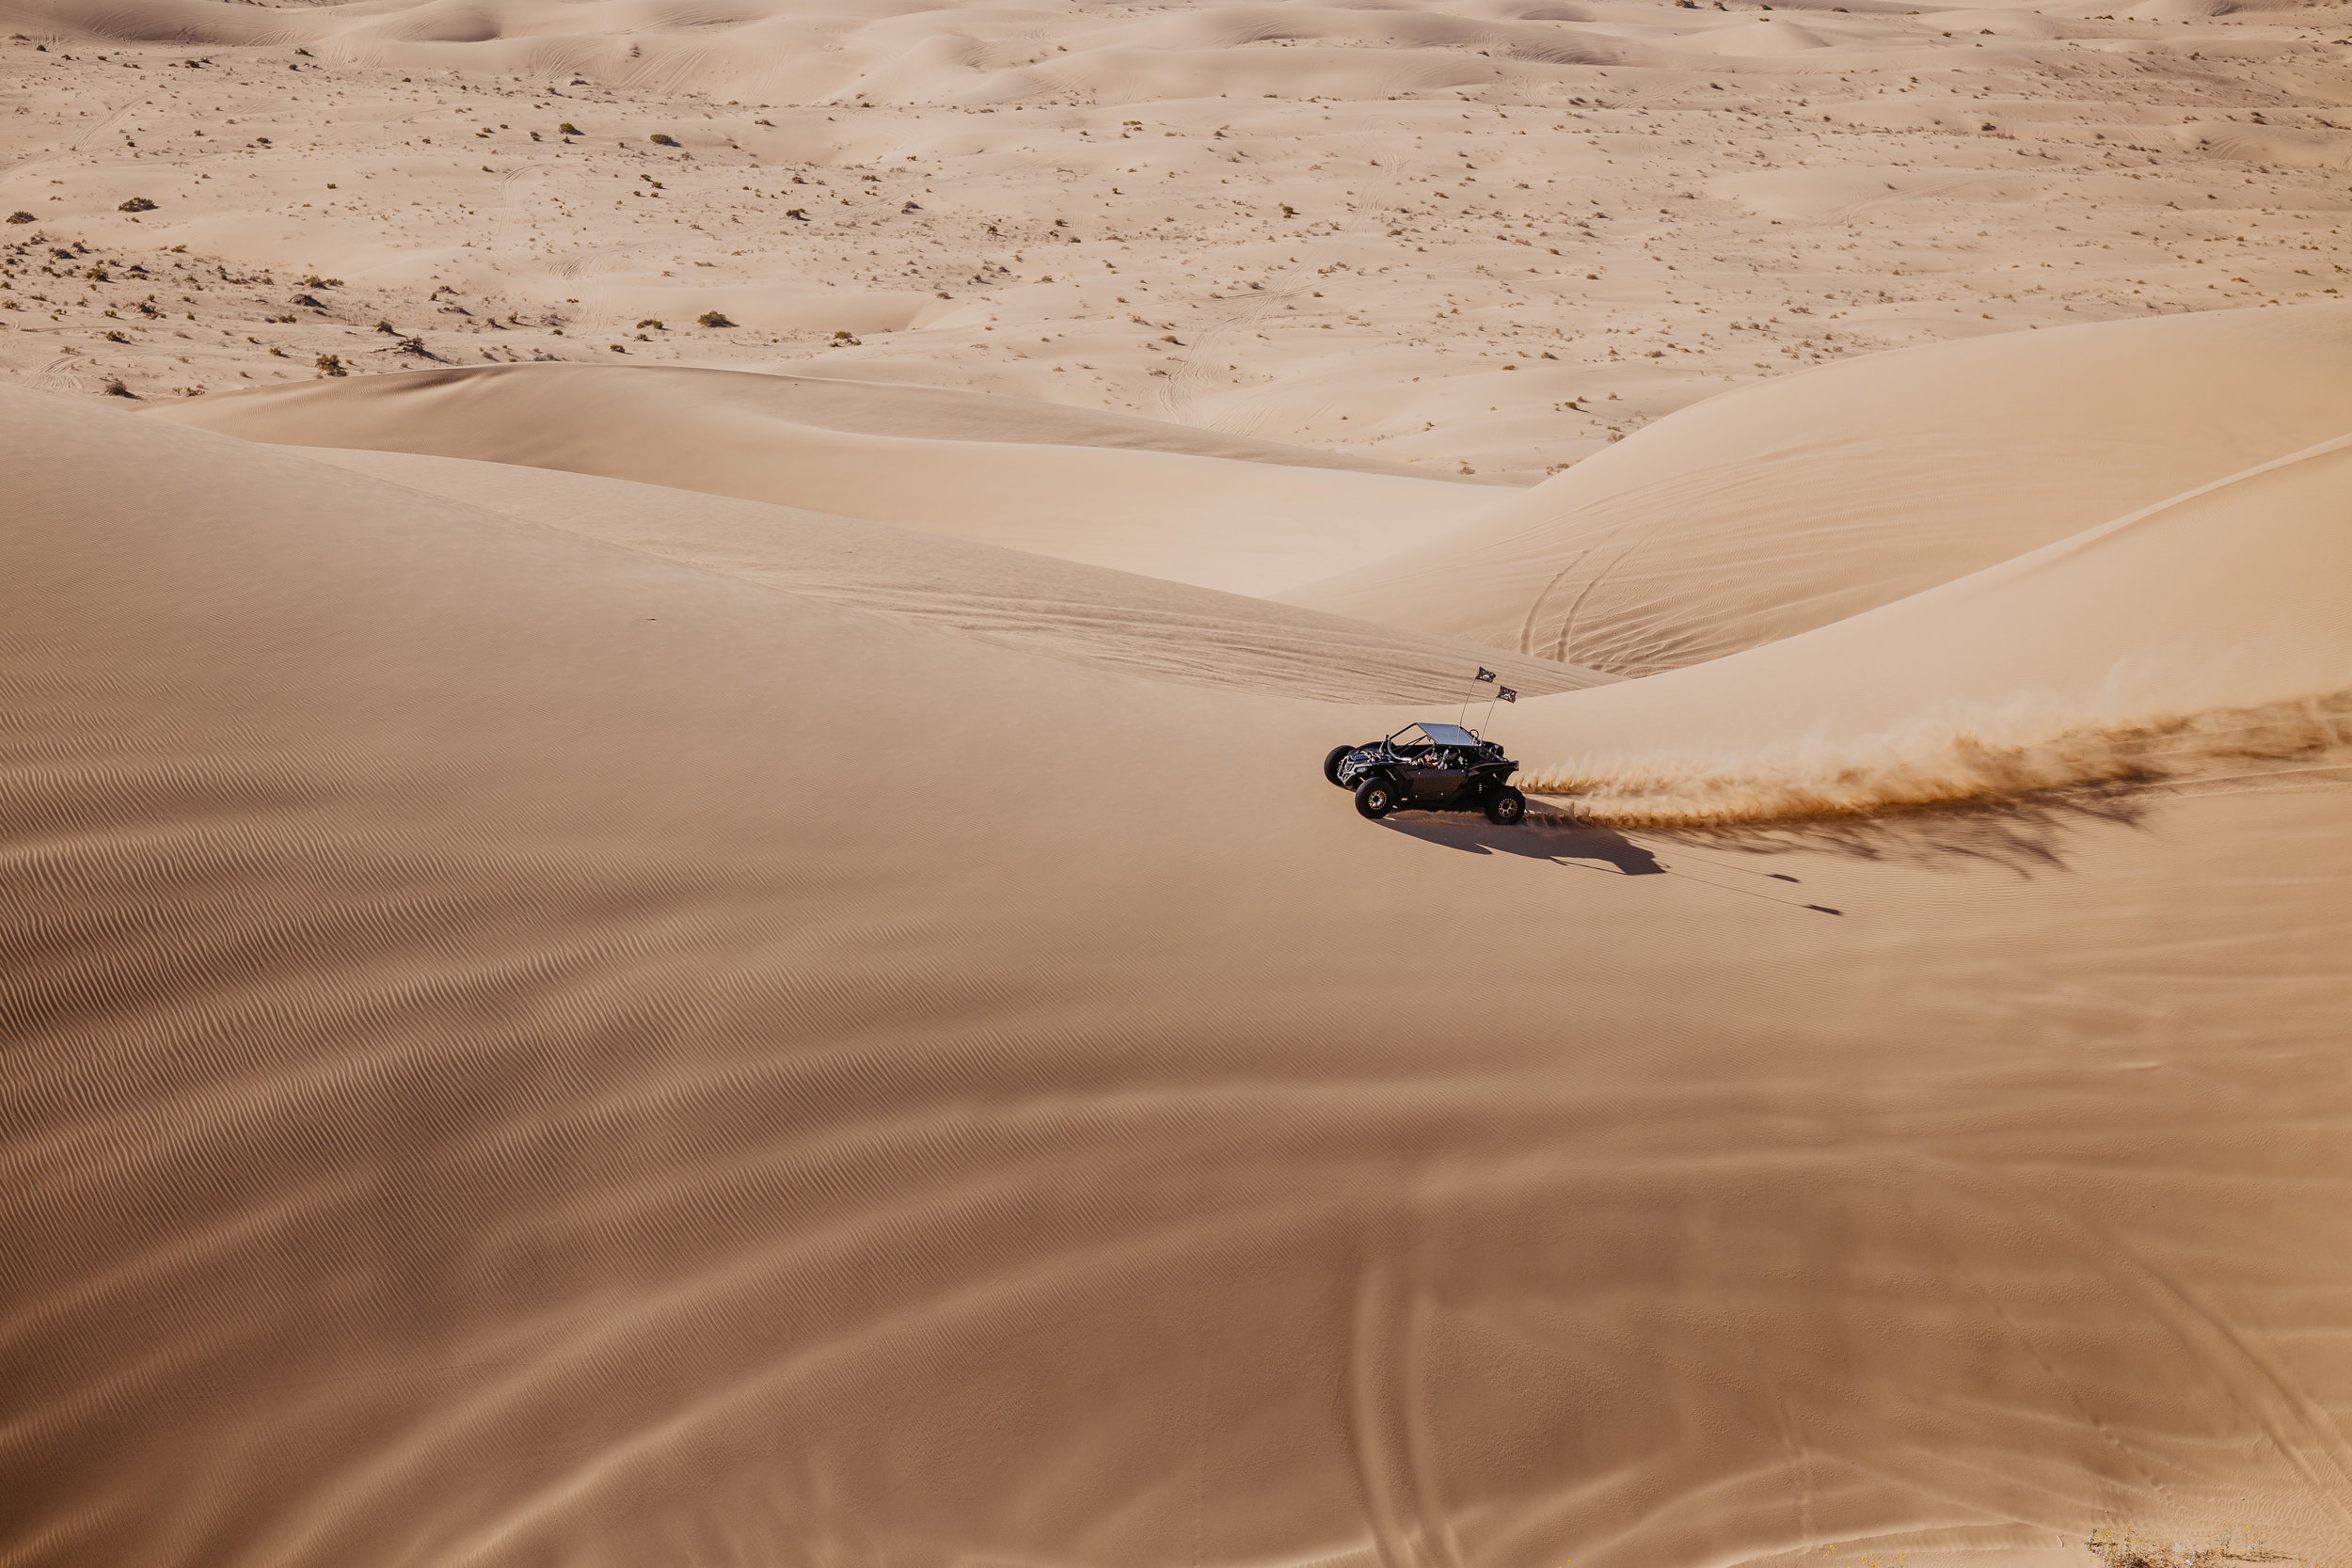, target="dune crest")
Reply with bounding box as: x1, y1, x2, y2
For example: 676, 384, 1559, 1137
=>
302, 444, 1613, 701
1498, 428, 2352, 824
1285, 305, 2352, 673
153, 364, 1496, 594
